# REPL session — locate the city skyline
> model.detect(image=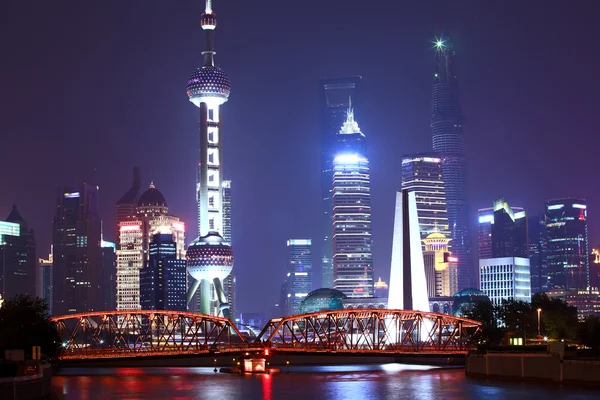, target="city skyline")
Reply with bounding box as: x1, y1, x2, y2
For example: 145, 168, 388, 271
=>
2, 1, 600, 314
